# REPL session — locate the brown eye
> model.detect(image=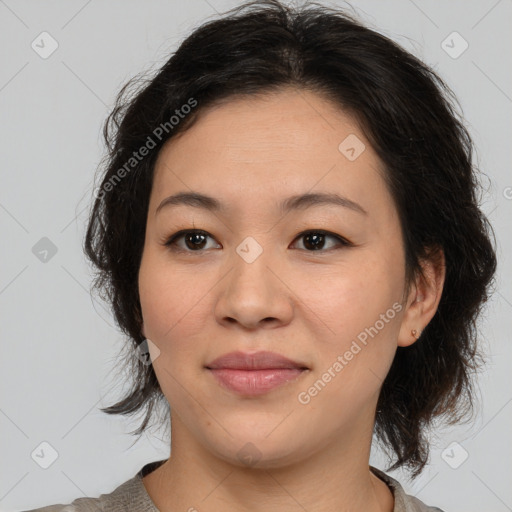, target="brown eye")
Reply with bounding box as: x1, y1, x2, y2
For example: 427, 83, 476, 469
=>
184, 232, 208, 250
292, 230, 351, 252
164, 229, 351, 254
165, 230, 221, 252
302, 232, 326, 251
